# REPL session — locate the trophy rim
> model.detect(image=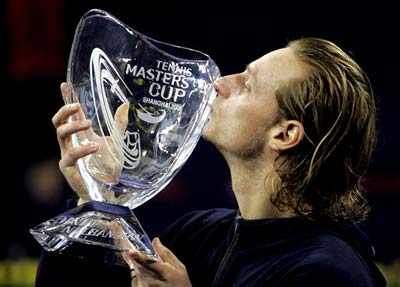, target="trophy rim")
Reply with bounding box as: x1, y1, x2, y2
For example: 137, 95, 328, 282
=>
73, 9, 218, 65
